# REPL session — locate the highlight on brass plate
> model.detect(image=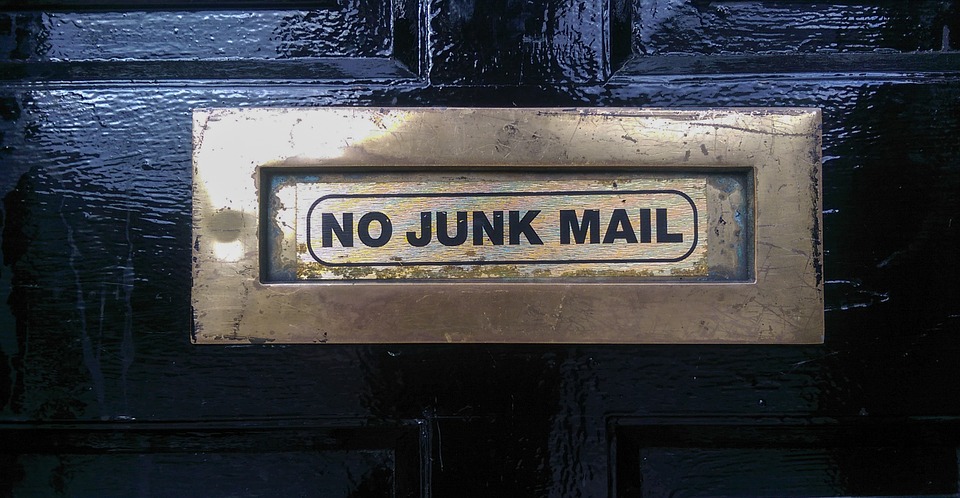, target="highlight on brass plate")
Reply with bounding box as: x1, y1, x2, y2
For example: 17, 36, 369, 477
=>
193, 108, 823, 344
